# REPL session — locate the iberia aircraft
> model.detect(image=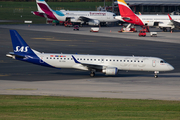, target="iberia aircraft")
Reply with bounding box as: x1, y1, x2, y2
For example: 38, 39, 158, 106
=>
115, 0, 180, 32
33, 0, 118, 26
6, 30, 174, 78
